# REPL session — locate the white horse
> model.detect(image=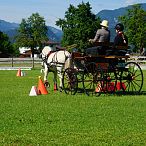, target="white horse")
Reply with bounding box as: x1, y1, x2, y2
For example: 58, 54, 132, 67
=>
41, 46, 71, 91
